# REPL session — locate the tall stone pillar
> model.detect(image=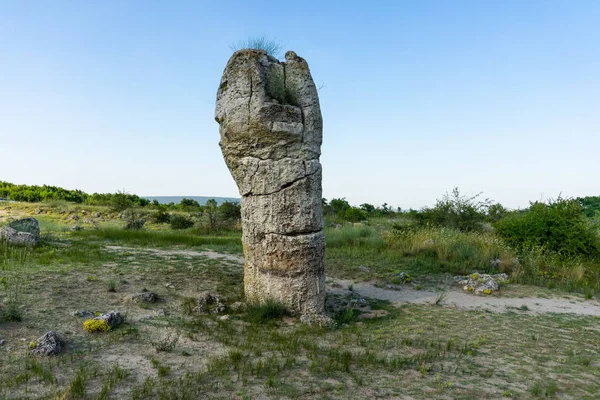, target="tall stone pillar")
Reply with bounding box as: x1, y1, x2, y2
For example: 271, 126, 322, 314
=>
215, 50, 325, 315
